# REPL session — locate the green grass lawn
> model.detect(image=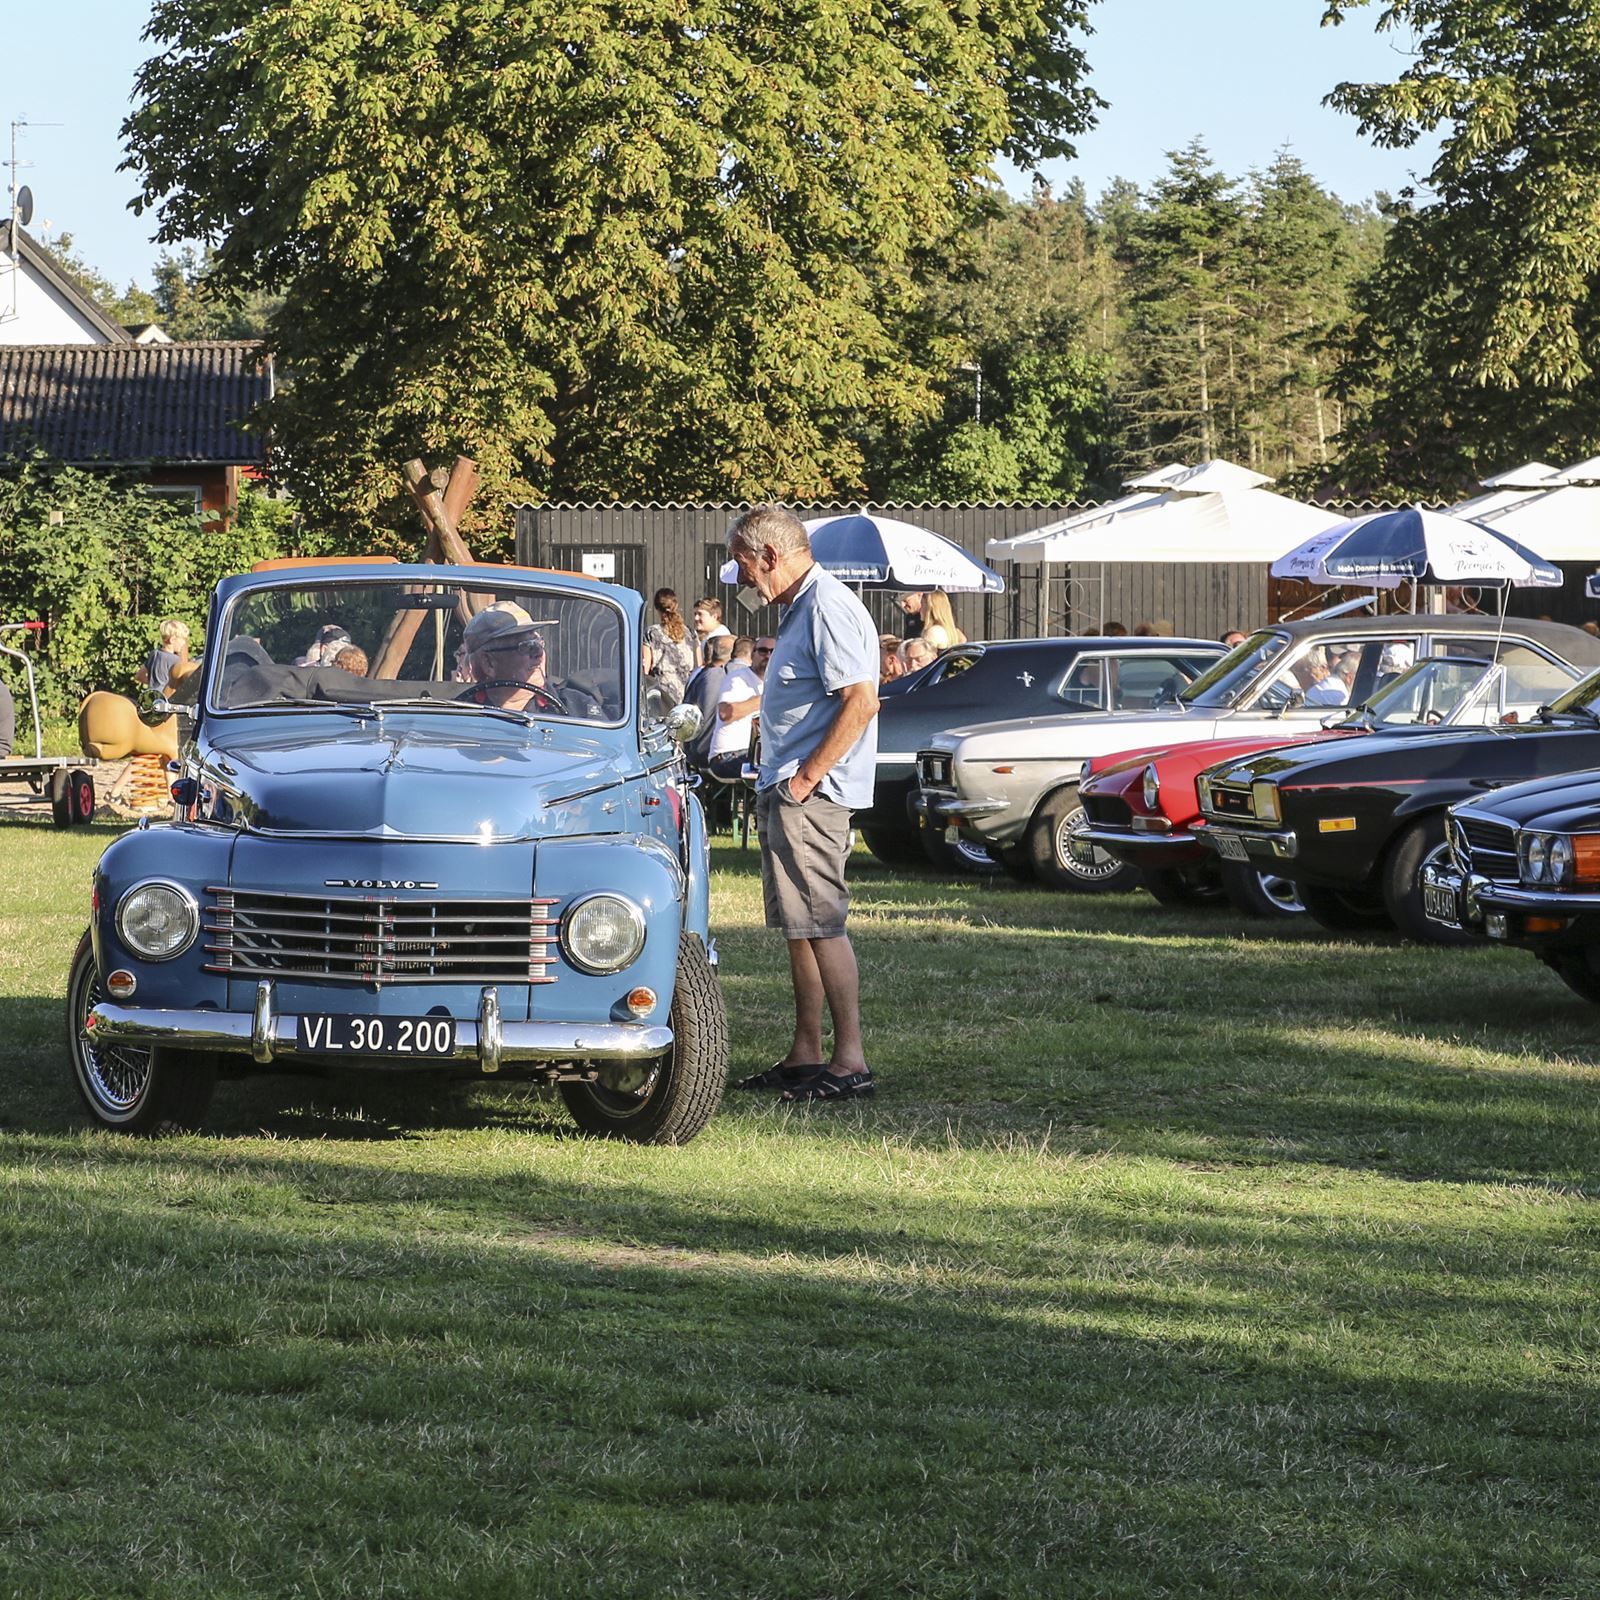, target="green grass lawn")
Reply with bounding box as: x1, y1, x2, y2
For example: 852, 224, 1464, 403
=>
3, 818, 1598, 1597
